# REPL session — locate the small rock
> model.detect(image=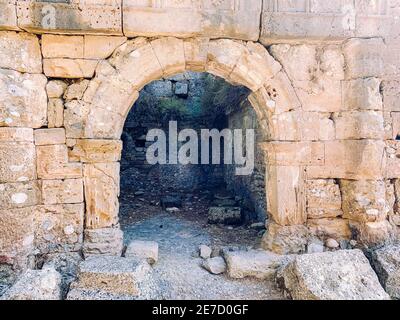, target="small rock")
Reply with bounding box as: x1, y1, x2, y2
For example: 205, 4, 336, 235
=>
202, 257, 227, 275
307, 239, 324, 254
125, 240, 159, 265
199, 245, 212, 259
326, 238, 340, 249
350, 240, 358, 247
166, 207, 180, 213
